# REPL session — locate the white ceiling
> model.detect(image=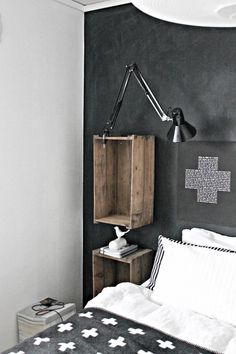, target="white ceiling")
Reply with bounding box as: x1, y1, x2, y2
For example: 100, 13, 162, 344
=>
70, 0, 130, 11
73, 0, 112, 5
